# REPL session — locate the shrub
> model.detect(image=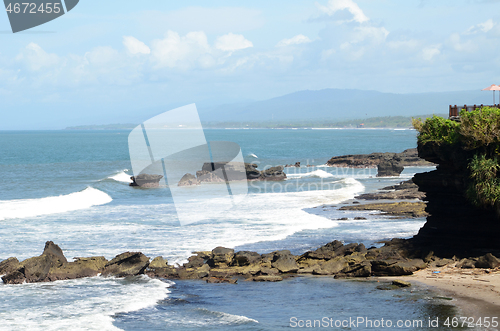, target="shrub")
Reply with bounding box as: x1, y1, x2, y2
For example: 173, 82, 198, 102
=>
412, 115, 460, 145
466, 154, 500, 207
460, 107, 500, 150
